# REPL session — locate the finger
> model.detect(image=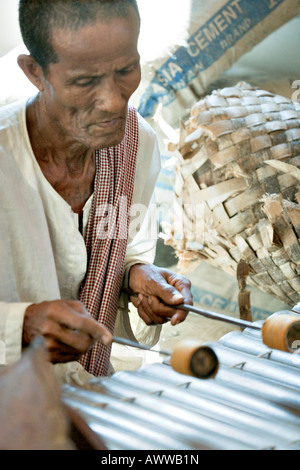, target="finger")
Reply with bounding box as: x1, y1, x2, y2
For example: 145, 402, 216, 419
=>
173, 281, 193, 307
128, 265, 193, 314
164, 272, 193, 305
130, 293, 142, 308
128, 265, 185, 305
131, 289, 185, 325
168, 283, 193, 325
132, 295, 168, 325
45, 322, 112, 364
53, 302, 112, 346
147, 296, 173, 320
138, 296, 170, 325
44, 337, 83, 364
91, 323, 113, 346
152, 280, 185, 307
169, 309, 189, 326
147, 296, 186, 325
40, 305, 109, 353
43, 320, 95, 354
136, 305, 154, 326
129, 294, 152, 325
147, 295, 174, 316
